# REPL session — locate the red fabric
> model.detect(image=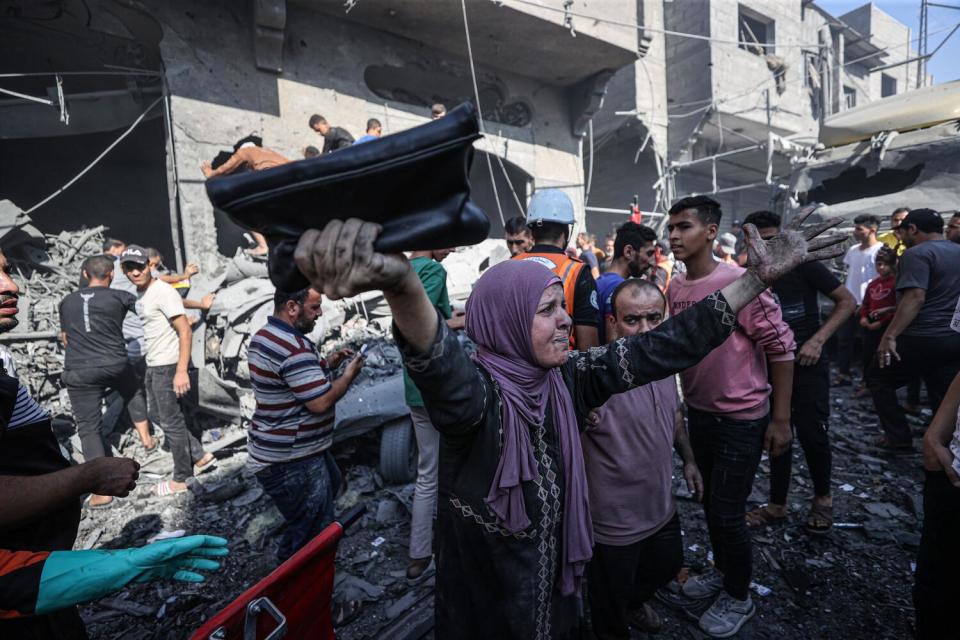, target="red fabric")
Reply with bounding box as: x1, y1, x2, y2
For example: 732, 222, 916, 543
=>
191, 522, 343, 640
860, 275, 897, 324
